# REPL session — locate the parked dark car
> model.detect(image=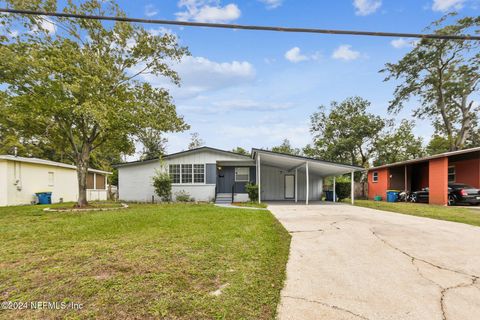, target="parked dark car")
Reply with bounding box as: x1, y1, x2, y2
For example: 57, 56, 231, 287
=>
410, 183, 480, 206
